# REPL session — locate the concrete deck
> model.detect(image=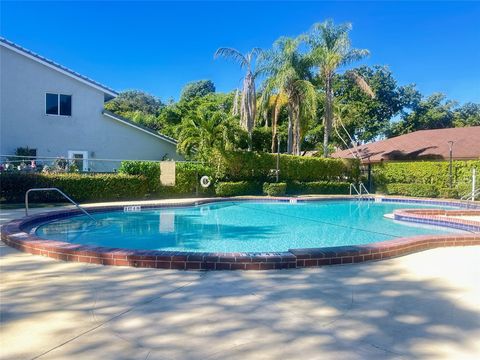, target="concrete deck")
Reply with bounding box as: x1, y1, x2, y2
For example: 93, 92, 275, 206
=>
1, 205, 480, 359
